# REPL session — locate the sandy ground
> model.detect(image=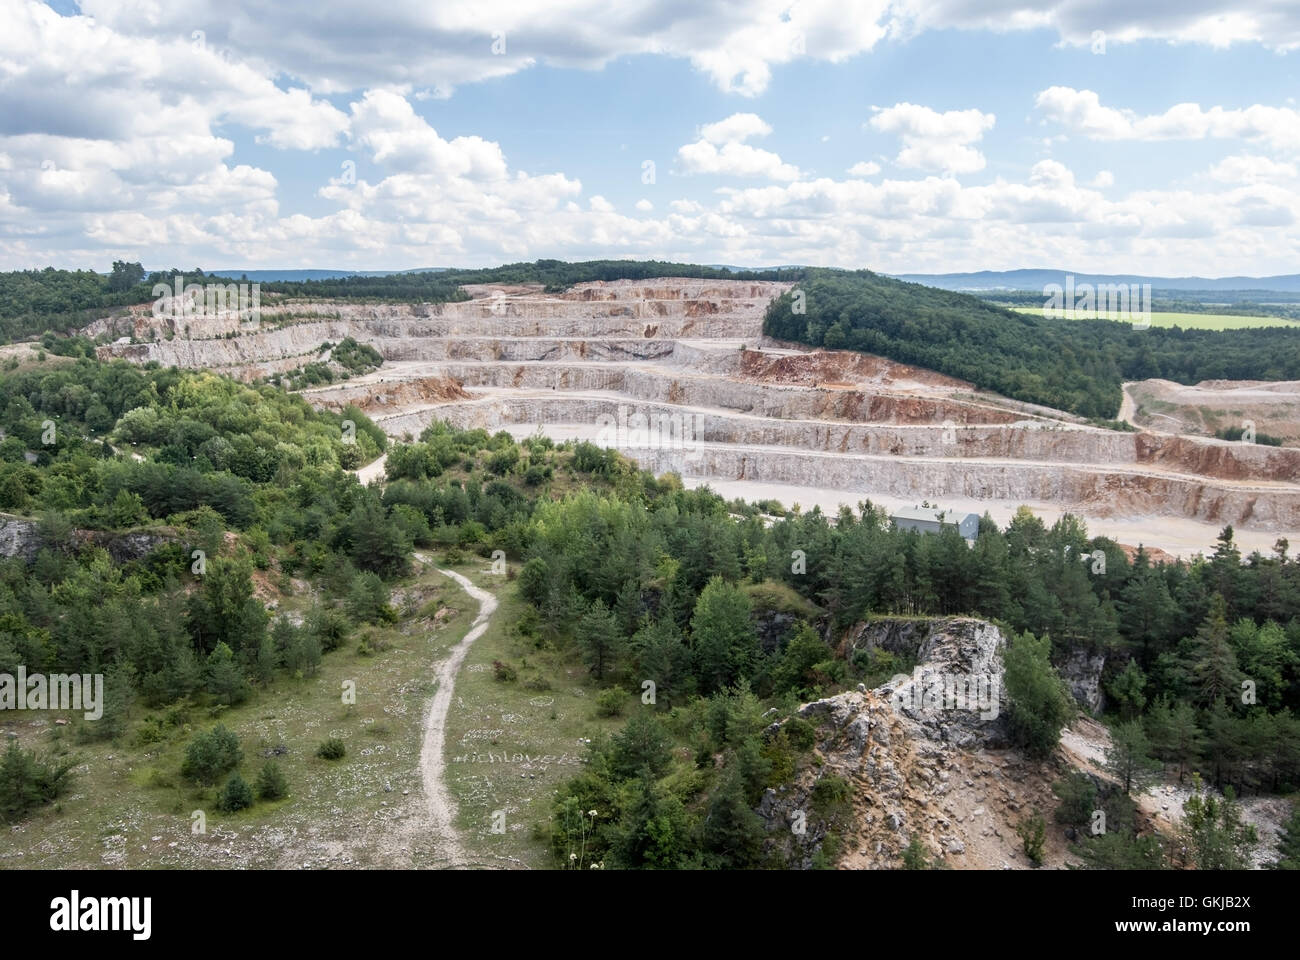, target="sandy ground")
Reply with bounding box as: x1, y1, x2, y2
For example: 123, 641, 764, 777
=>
1126, 377, 1300, 446
353, 453, 388, 486
686, 475, 1282, 558
411, 555, 498, 867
